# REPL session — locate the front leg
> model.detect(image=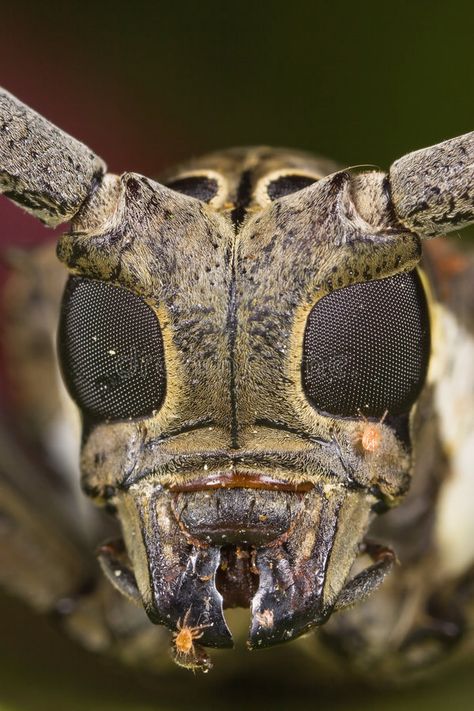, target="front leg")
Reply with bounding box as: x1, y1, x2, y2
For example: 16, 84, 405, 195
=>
0, 417, 171, 670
